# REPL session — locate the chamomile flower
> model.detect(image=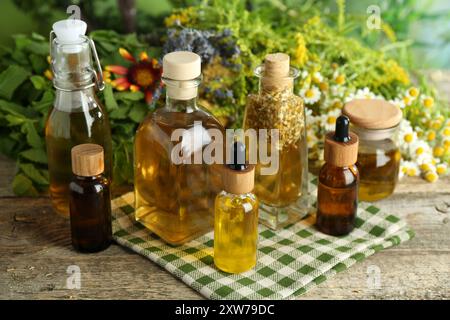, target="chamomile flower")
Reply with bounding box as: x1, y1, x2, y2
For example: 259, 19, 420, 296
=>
424, 170, 439, 183
433, 146, 445, 157
300, 70, 309, 79
321, 108, 342, 131
410, 140, 431, 161
306, 131, 319, 149
400, 161, 419, 178
442, 127, 450, 137
345, 87, 375, 102
390, 98, 406, 109
406, 87, 419, 99
397, 120, 416, 145
403, 95, 413, 107
420, 95, 434, 109
330, 85, 346, 98
332, 71, 346, 85
300, 86, 321, 105
436, 163, 448, 176
312, 72, 323, 84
